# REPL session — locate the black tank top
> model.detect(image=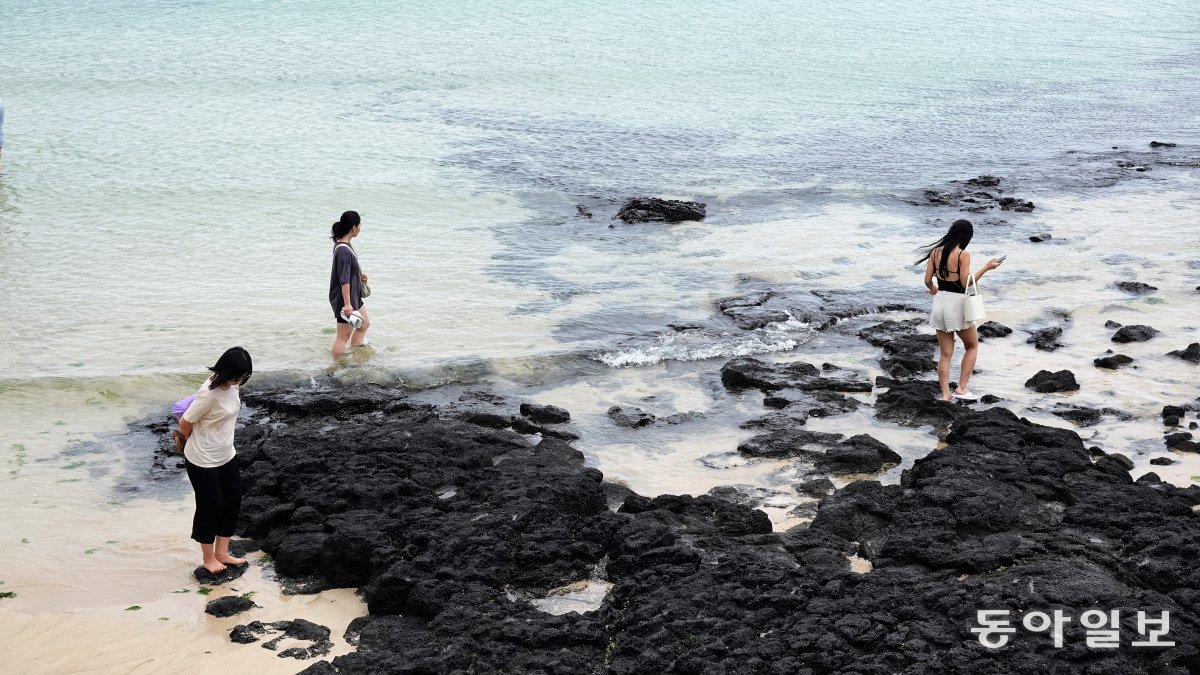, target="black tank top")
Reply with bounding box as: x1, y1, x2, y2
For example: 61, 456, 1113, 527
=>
935, 249, 966, 294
